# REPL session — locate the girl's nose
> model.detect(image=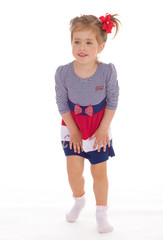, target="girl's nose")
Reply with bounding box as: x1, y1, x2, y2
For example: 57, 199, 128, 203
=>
79, 43, 86, 51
